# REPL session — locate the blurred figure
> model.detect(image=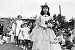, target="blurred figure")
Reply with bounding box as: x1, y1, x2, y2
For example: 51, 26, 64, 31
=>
15, 15, 23, 46
0, 22, 4, 39
0, 22, 4, 35
28, 23, 33, 34
9, 18, 16, 43
18, 22, 30, 49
